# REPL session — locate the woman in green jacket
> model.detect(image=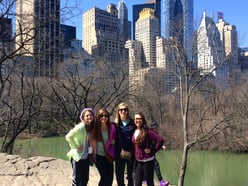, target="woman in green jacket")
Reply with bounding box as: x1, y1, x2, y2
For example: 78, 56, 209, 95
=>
65, 108, 96, 186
